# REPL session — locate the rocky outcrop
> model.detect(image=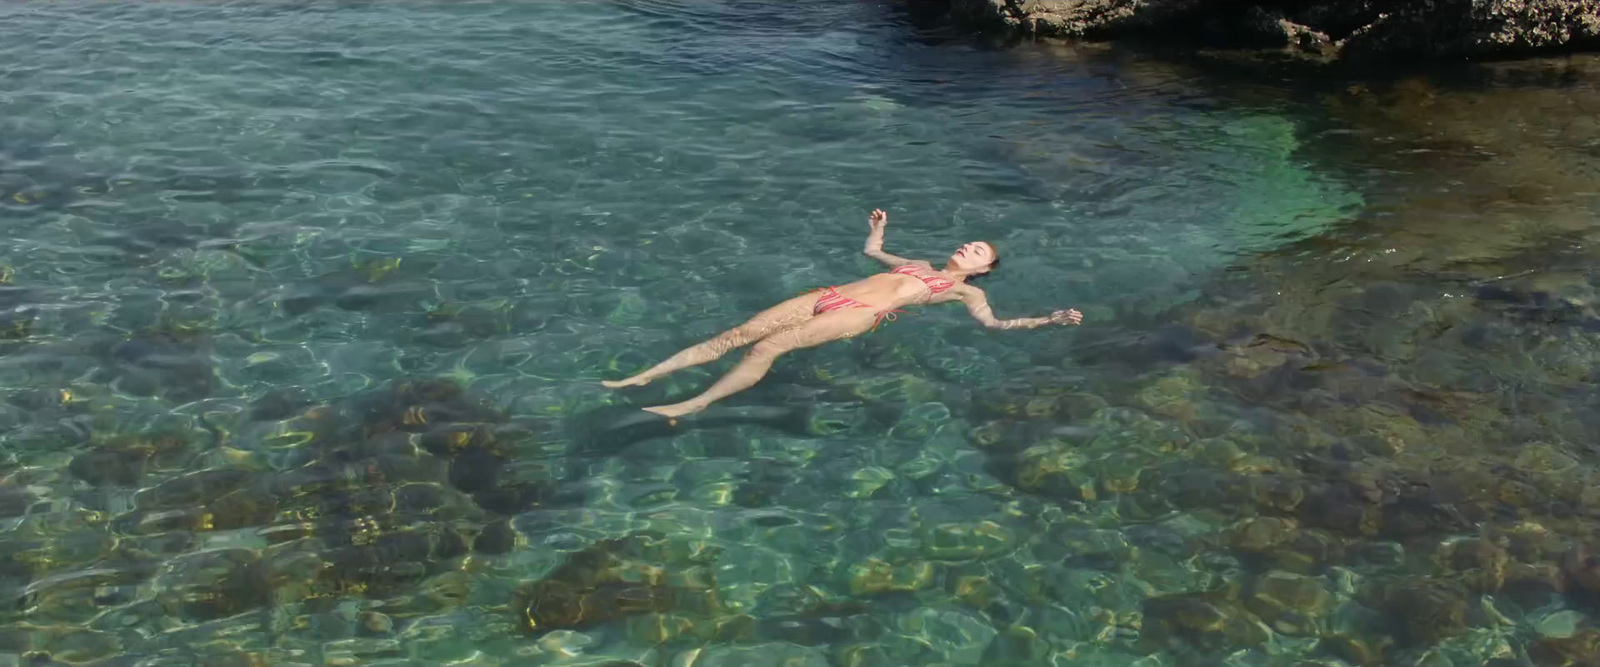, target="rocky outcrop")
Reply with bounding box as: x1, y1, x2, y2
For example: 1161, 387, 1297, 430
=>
936, 0, 1600, 63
